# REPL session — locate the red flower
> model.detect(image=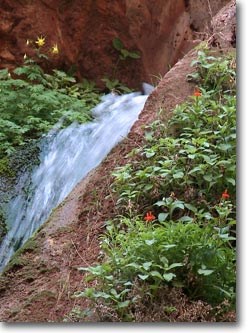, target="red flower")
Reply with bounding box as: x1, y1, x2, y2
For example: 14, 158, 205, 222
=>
193, 88, 202, 97
221, 189, 230, 200
144, 211, 156, 222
